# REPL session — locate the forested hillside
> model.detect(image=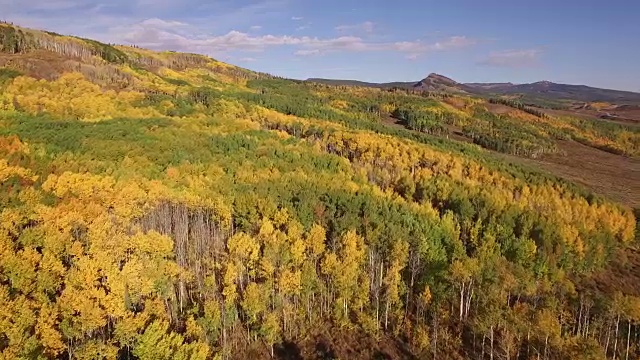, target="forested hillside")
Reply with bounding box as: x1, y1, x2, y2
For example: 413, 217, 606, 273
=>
0, 23, 639, 360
